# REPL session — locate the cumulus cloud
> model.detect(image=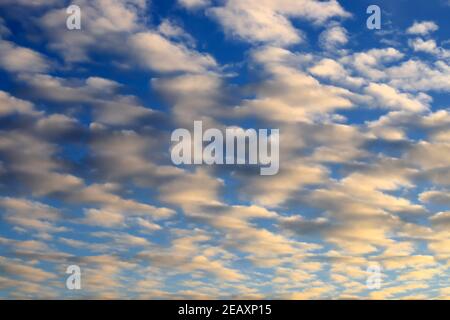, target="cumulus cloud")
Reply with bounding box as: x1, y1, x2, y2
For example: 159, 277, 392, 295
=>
309, 58, 365, 88
319, 25, 348, 50
0, 91, 40, 116
38, 0, 146, 62
365, 83, 430, 112
0, 40, 50, 73
129, 32, 217, 73
387, 60, 450, 92
208, 0, 349, 46
343, 48, 404, 81
410, 38, 439, 54
237, 48, 354, 122
407, 21, 439, 35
